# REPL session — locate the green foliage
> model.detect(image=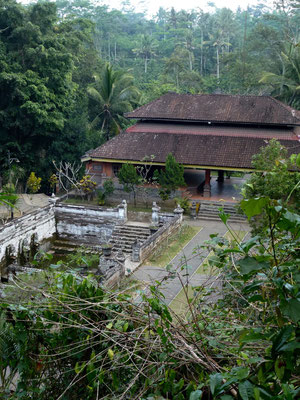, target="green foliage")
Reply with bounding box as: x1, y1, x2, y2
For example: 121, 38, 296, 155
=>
240, 139, 300, 233
1, 194, 300, 398
174, 197, 190, 214
78, 175, 97, 199
118, 163, 141, 205
26, 172, 42, 194
0, 0, 102, 189
155, 154, 185, 200
97, 178, 115, 205
0, 183, 18, 218
48, 174, 58, 191
260, 43, 300, 108
87, 63, 140, 140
